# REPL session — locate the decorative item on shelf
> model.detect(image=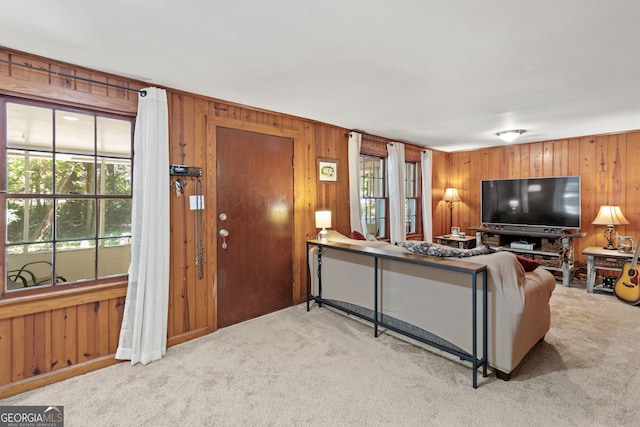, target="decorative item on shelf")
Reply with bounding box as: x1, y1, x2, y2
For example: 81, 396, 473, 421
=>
618, 236, 634, 253
496, 129, 526, 142
315, 210, 331, 242
592, 205, 630, 250
443, 187, 461, 231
